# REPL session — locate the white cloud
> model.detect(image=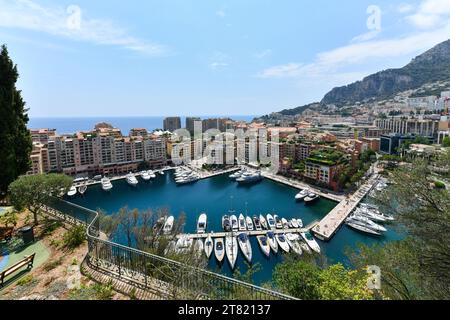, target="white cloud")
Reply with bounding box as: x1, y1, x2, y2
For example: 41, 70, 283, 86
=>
209, 51, 230, 70
0, 0, 168, 55
351, 30, 381, 43
257, 63, 303, 78
407, 0, 450, 29
216, 9, 226, 18
397, 3, 415, 14
254, 49, 272, 59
